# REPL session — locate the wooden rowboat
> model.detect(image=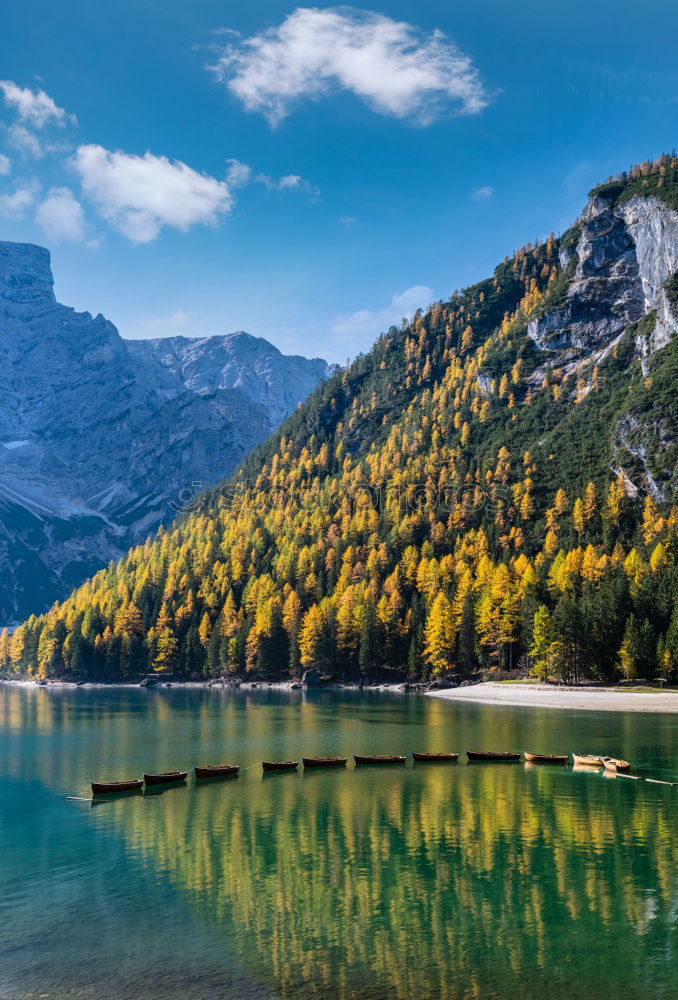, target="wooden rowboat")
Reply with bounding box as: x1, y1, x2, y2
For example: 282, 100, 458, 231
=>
354, 754, 406, 765
194, 764, 239, 779
91, 778, 143, 795
262, 760, 299, 772
572, 754, 604, 767
603, 757, 630, 773
143, 771, 188, 786
524, 753, 569, 764
466, 751, 521, 762
412, 752, 459, 762
302, 757, 348, 768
